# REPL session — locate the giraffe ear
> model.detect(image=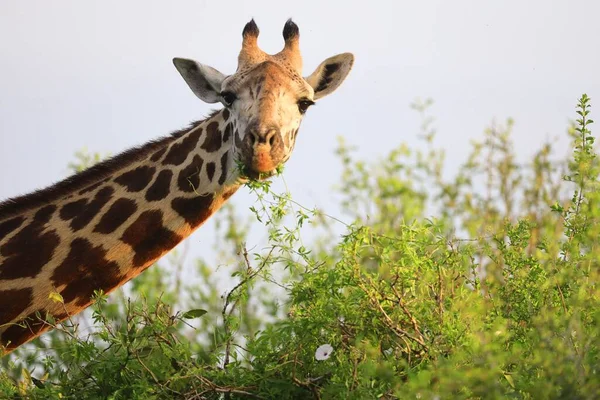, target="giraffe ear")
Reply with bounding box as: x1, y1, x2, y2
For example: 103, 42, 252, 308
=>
173, 58, 226, 103
305, 53, 354, 101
